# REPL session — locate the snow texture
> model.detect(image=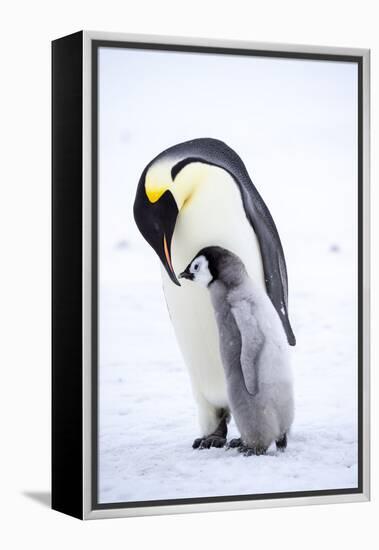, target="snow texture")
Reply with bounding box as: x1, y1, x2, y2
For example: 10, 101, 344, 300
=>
98, 47, 358, 503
